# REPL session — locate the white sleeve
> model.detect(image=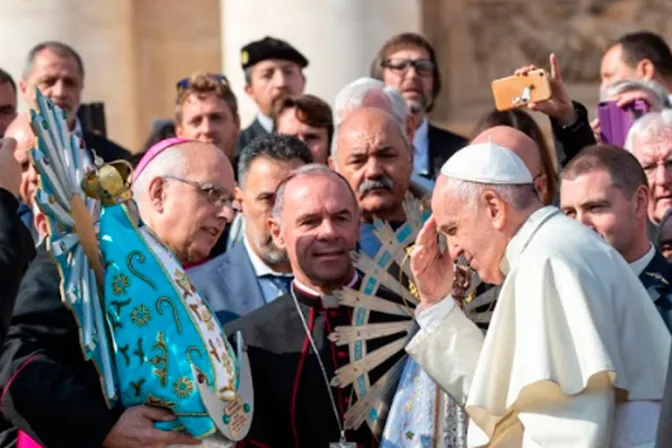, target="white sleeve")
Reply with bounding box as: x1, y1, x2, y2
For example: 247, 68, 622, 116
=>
415, 296, 455, 330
